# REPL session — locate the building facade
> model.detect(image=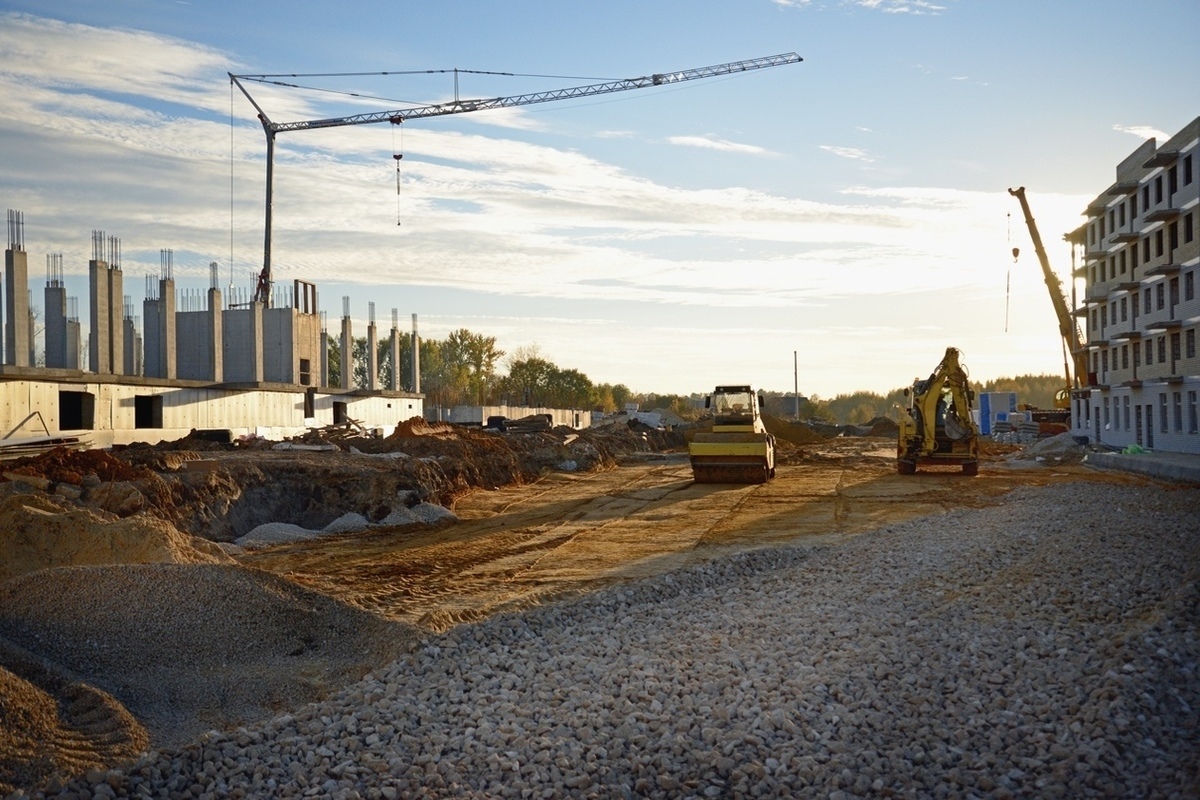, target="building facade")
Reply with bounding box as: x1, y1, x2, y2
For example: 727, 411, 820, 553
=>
1070, 116, 1200, 454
